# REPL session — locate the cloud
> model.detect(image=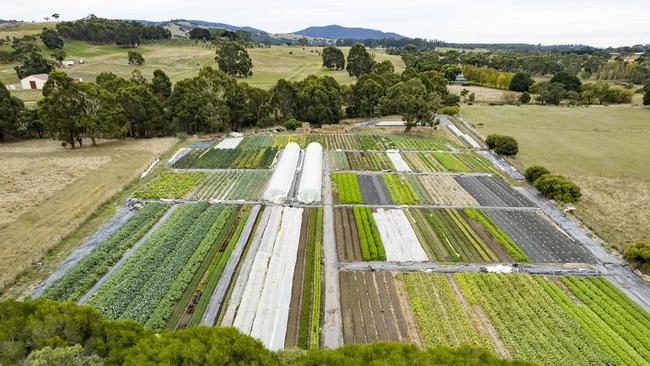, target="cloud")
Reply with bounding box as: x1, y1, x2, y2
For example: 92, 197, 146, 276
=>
4, 0, 649, 47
